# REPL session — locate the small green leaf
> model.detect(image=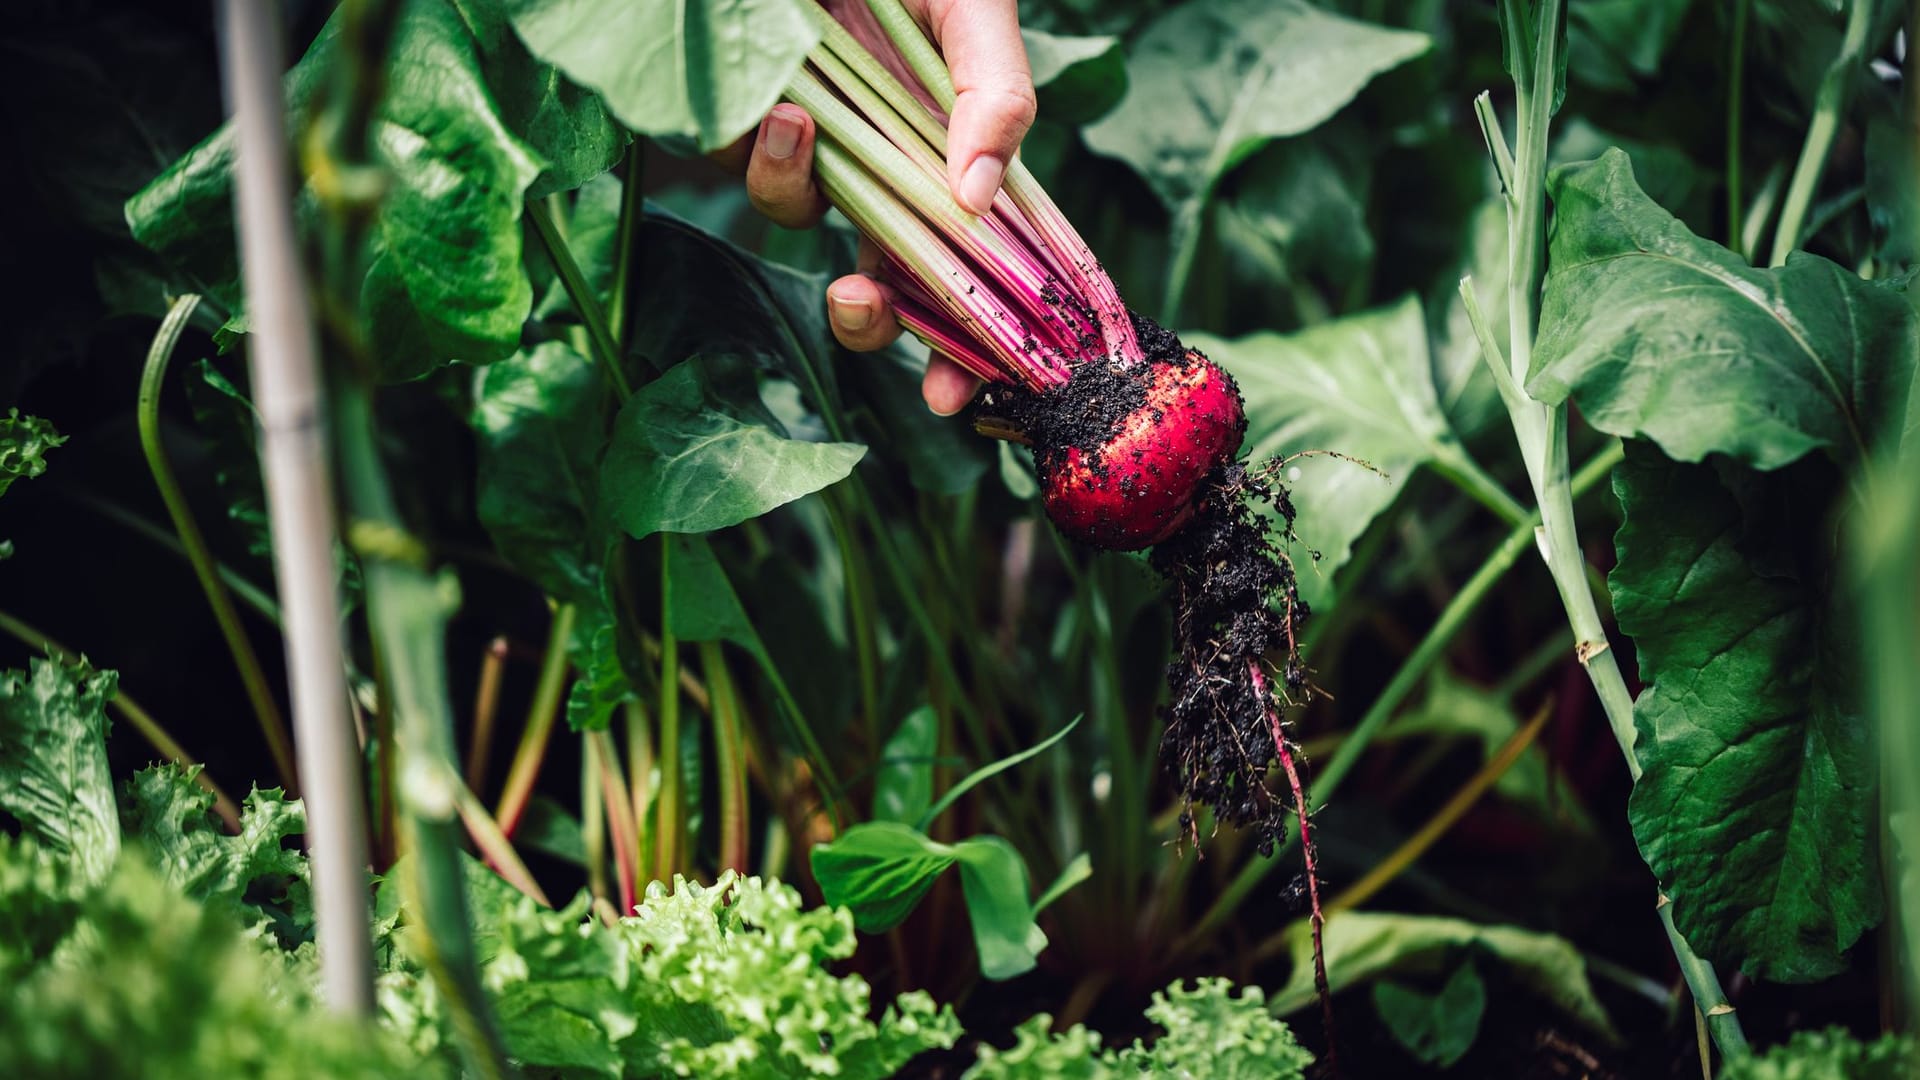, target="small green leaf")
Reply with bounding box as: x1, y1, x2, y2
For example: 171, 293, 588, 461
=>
952, 837, 1046, 981
0, 410, 66, 500
505, 0, 820, 152
872, 706, 938, 825
810, 821, 956, 933
601, 354, 864, 538
0, 658, 119, 883
1194, 296, 1462, 612
1022, 29, 1127, 124
1613, 443, 1878, 981
1271, 911, 1617, 1043
563, 612, 632, 733
1565, 0, 1692, 94
1529, 149, 1919, 470
1371, 963, 1487, 1069
1032, 853, 1093, 917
